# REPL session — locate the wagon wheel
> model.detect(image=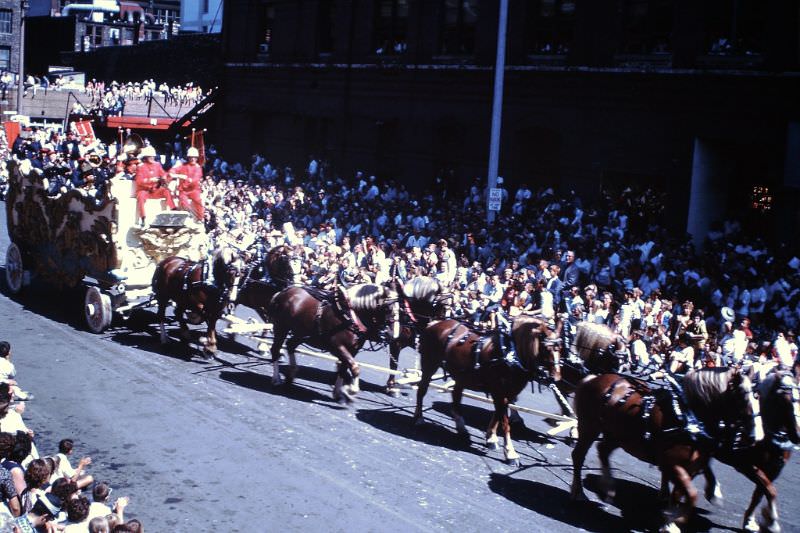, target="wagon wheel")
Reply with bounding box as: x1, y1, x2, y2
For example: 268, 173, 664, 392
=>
85, 286, 113, 333
4, 243, 24, 295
